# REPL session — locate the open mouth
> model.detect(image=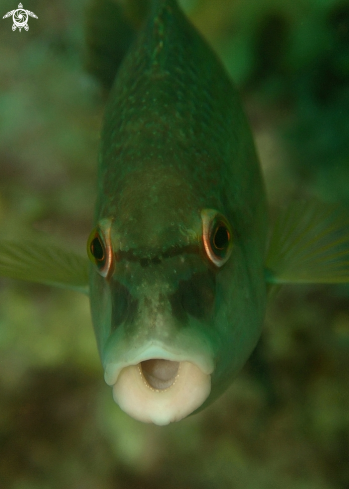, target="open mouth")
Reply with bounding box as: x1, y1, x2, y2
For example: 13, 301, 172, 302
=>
139, 359, 180, 390
109, 356, 212, 425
